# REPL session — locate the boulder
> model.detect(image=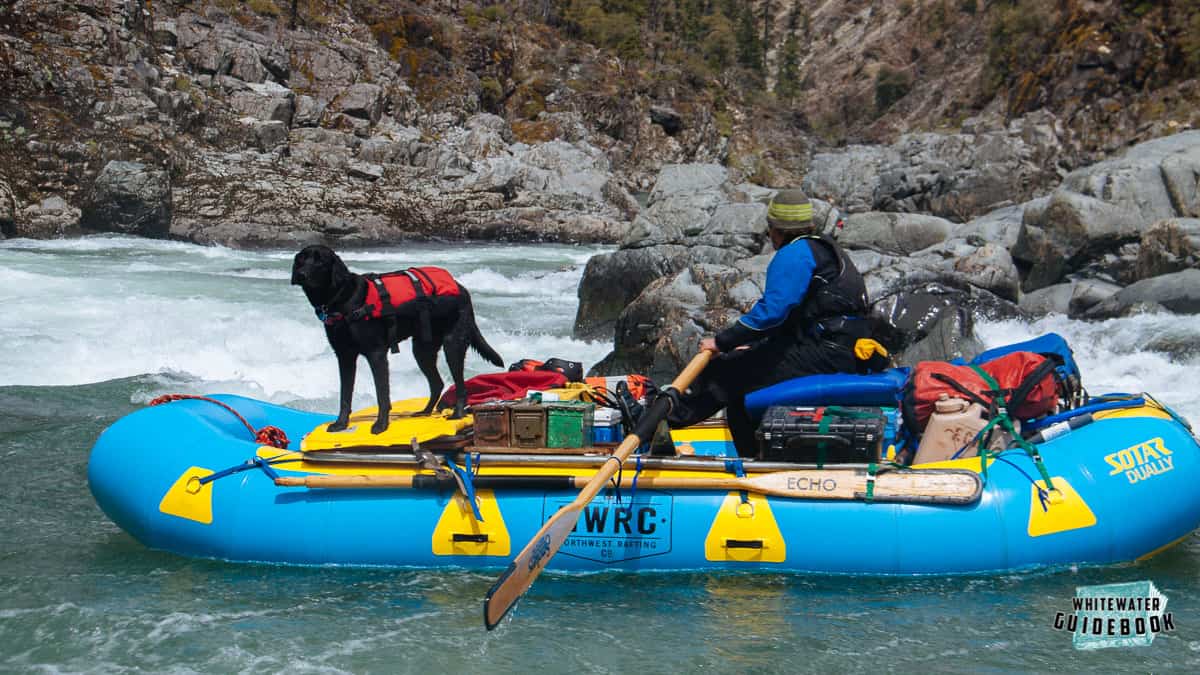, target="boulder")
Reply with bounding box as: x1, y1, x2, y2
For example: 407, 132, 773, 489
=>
1012, 130, 1200, 291
332, 83, 384, 123
1135, 218, 1200, 280
249, 120, 288, 151
804, 118, 1062, 220
841, 211, 953, 255
1018, 278, 1121, 317
804, 144, 899, 214
952, 200, 1036, 251
228, 81, 295, 124
649, 105, 683, 135
573, 245, 690, 340
18, 196, 81, 238
80, 161, 171, 238
293, 95, 326, 128
1011, 190, 1141, 291
589, 264, 748, 382
648, 164, 729, 204
1086, 269, 1200, 318
348, 161, 384, 181
951, 242, 1020, 302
